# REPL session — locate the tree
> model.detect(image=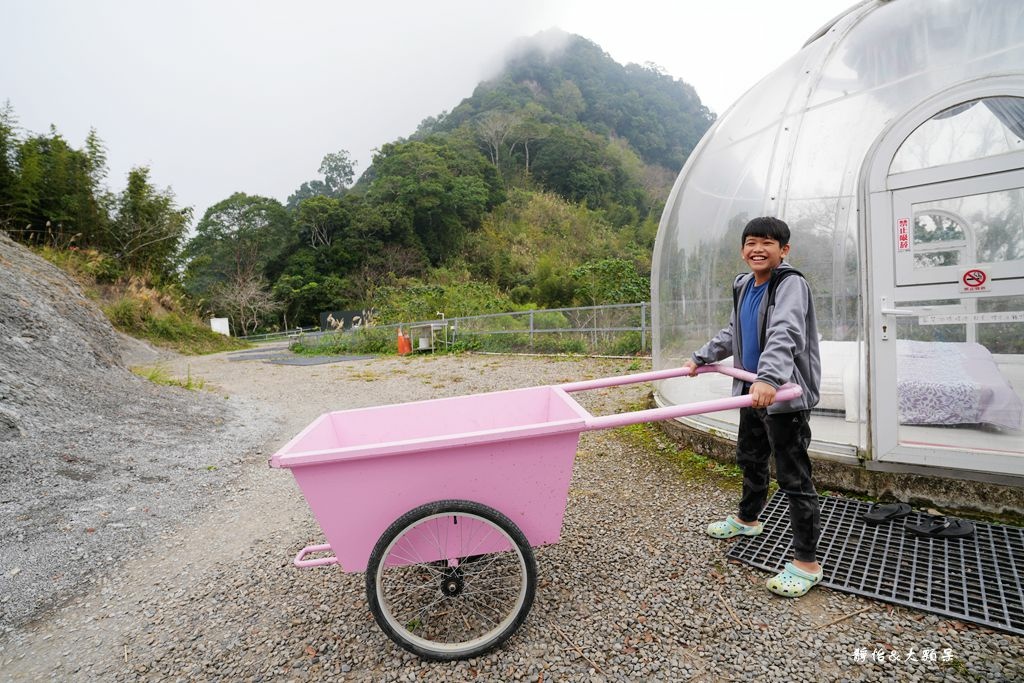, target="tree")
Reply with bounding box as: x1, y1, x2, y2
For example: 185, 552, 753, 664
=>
286, 179, 330, 211
319, 150, 355, 195
367, 138, 500, 265
271, 271, 345, 330
8, 127, 106, 248
341, 243, 426, 310
83, 128, 108, 190
552, 80, 585, 119
211, 269, 278, 336
571, 258, 649, 307
293, 195, 347, 249
531, 254, 577, 308
0, 101, 19, 231
287, 150, 355, 210
531, 126, 616, 206
182, 193, 291, 302
475, 110, 520, 169
510, 108, 549, 176
108, 166, 191, 280
412, 110, 448, 139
